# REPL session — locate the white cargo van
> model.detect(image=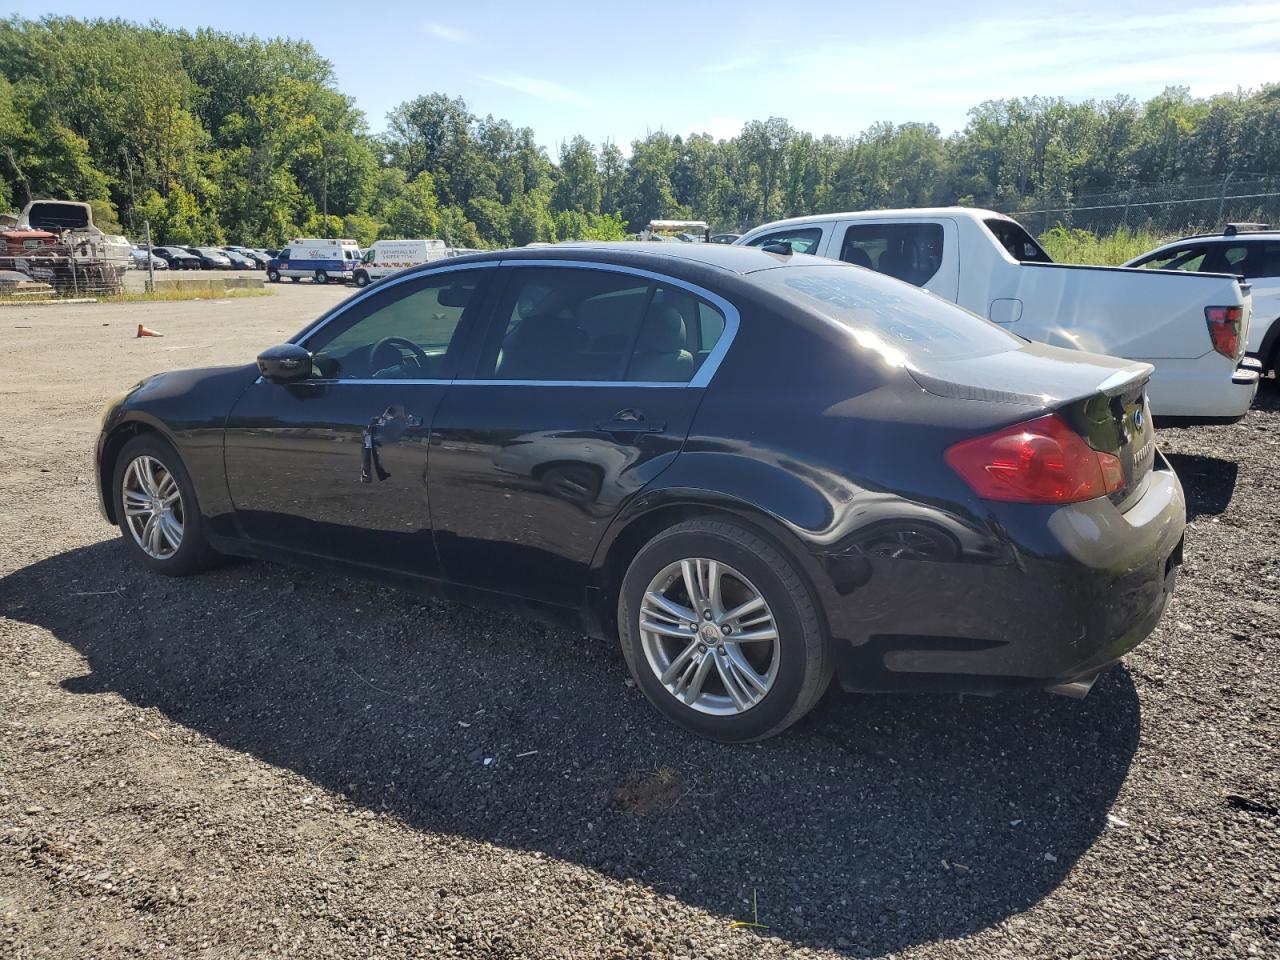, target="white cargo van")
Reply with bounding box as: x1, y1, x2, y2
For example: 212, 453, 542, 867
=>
352, 239, 450, 287
266, 238, 361, 284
